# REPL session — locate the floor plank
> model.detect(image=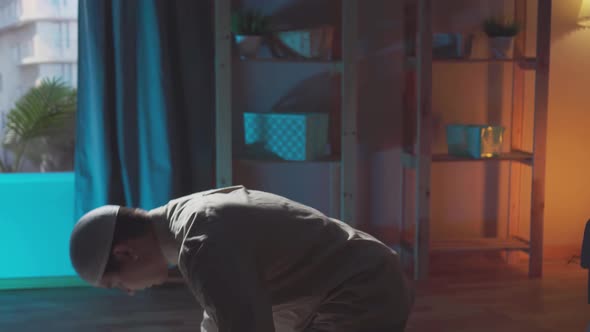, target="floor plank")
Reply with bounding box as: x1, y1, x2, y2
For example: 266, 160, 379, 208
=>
405, 253, 589, 332
0, 284, 202, 331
